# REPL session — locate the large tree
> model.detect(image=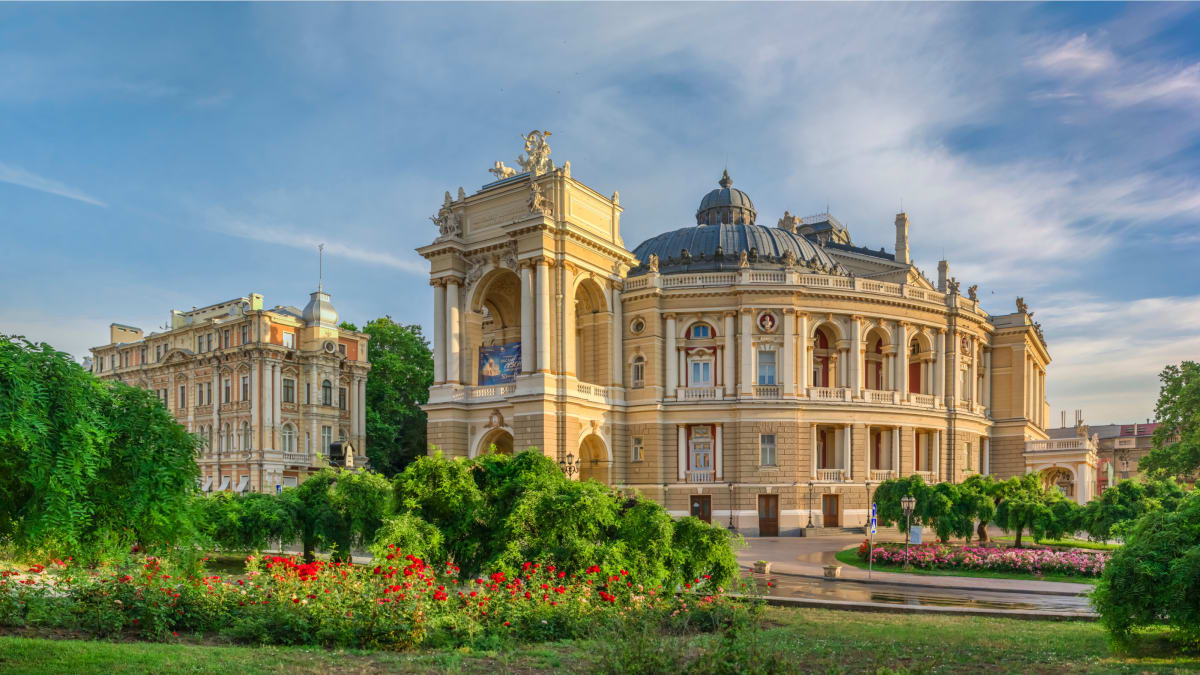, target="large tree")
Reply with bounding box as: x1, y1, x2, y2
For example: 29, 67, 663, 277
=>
0, 336, 199, 558
1139, 361, 1200, 481
341, 318, 434, 477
